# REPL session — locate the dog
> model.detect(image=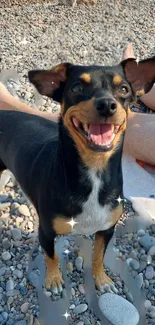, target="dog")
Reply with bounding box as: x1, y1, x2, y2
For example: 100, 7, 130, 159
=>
0, 56, 154, 293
